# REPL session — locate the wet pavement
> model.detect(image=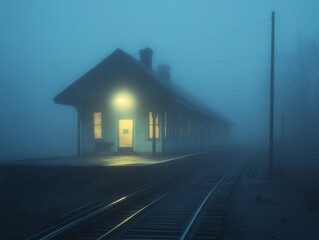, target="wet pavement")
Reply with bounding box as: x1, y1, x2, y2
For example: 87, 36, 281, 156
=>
0, 152, 205, 167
